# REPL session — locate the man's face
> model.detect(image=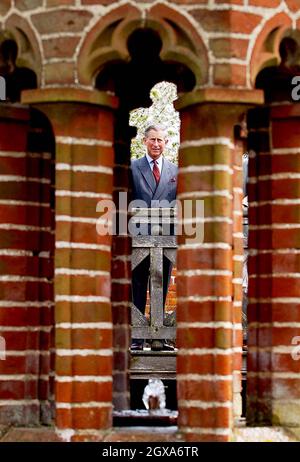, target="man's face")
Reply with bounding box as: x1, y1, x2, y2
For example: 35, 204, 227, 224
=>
143, 129, 167, 160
